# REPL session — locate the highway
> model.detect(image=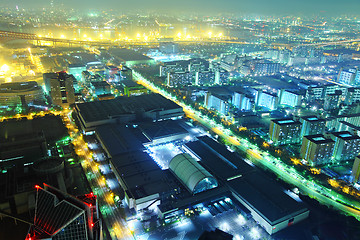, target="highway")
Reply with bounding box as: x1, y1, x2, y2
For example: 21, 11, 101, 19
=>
134, 70, 360, 221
